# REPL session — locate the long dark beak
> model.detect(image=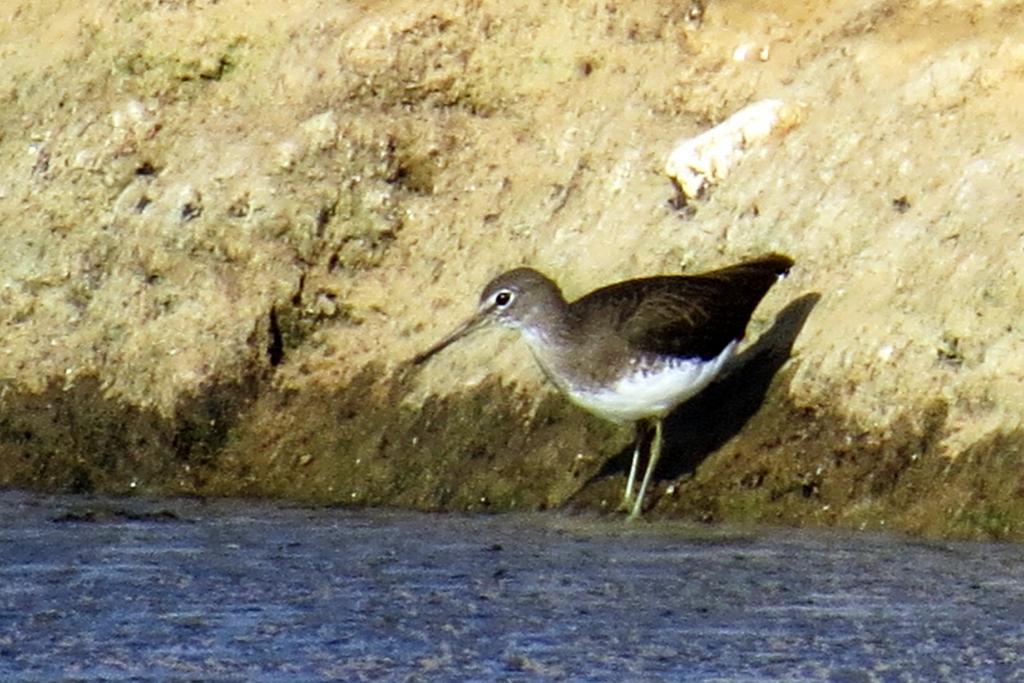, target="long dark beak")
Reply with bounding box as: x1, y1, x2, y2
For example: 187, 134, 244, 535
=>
410, 309, 493, 365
